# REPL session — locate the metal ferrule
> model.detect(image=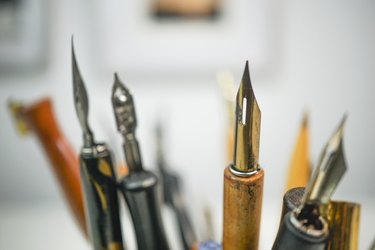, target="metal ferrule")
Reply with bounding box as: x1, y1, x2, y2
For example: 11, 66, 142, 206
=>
229, 164, 260, 177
